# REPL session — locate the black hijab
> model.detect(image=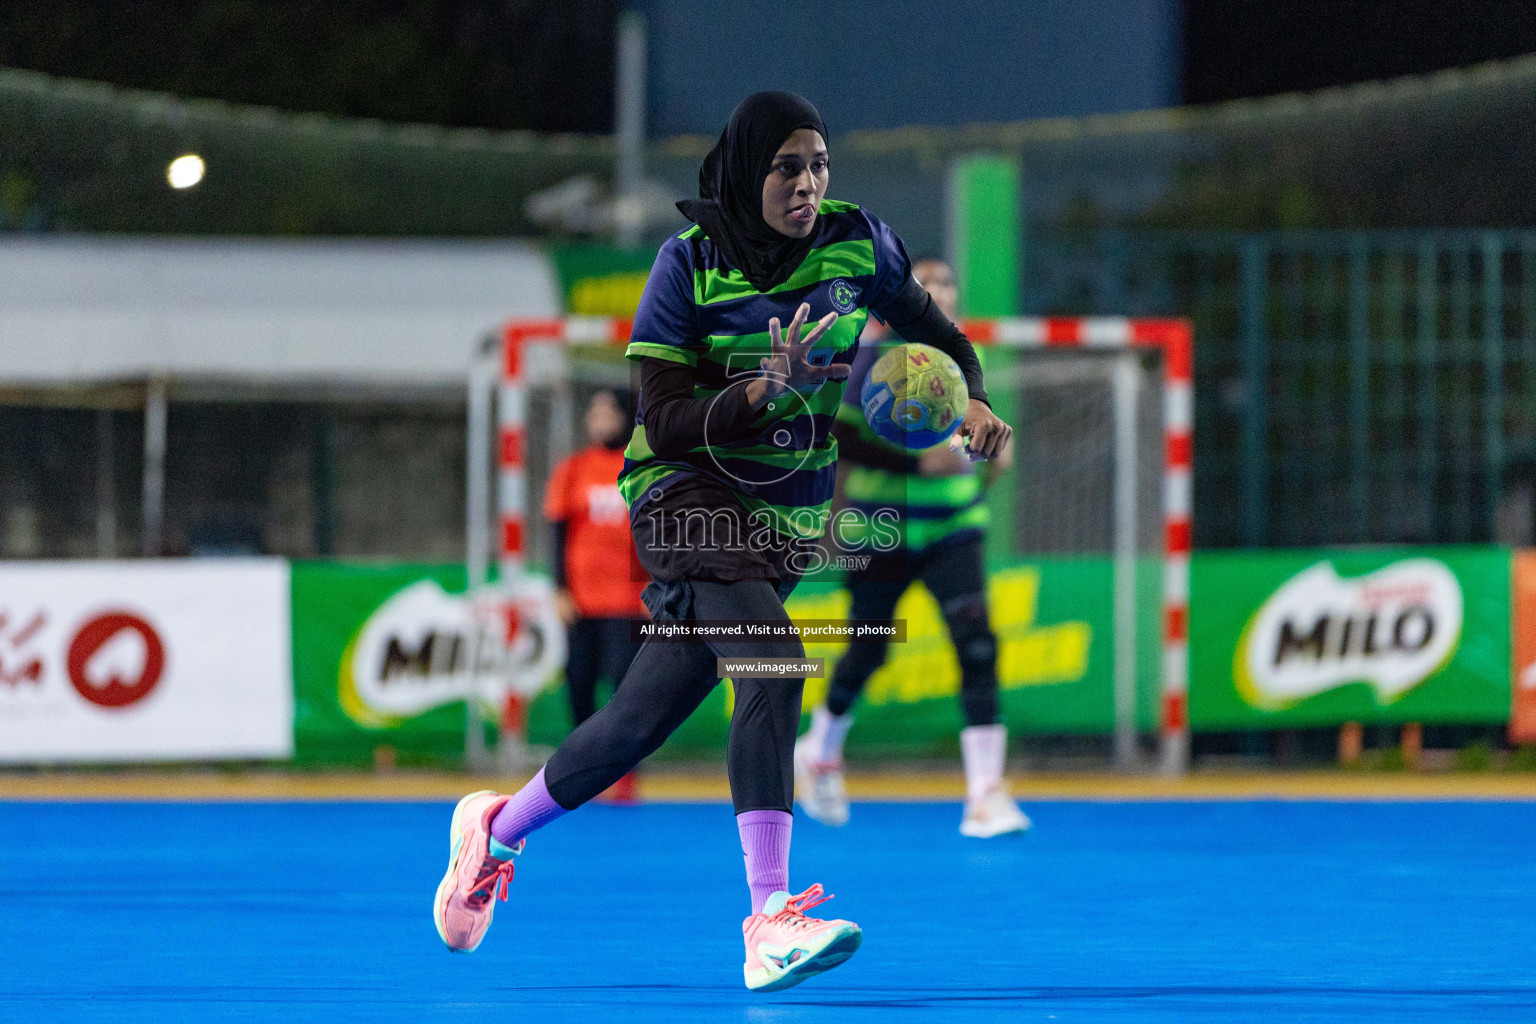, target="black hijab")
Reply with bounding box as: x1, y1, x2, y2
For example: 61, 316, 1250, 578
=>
676, 91, 829, 293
